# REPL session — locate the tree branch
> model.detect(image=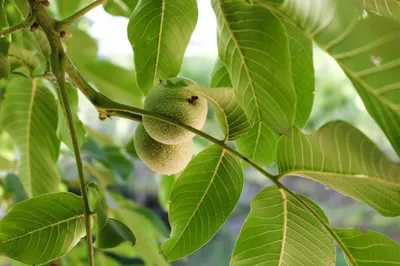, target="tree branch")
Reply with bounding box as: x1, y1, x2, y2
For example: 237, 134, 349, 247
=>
27, 1, 95, 265
55, 0, 108, 31
0, 14, 35, 38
